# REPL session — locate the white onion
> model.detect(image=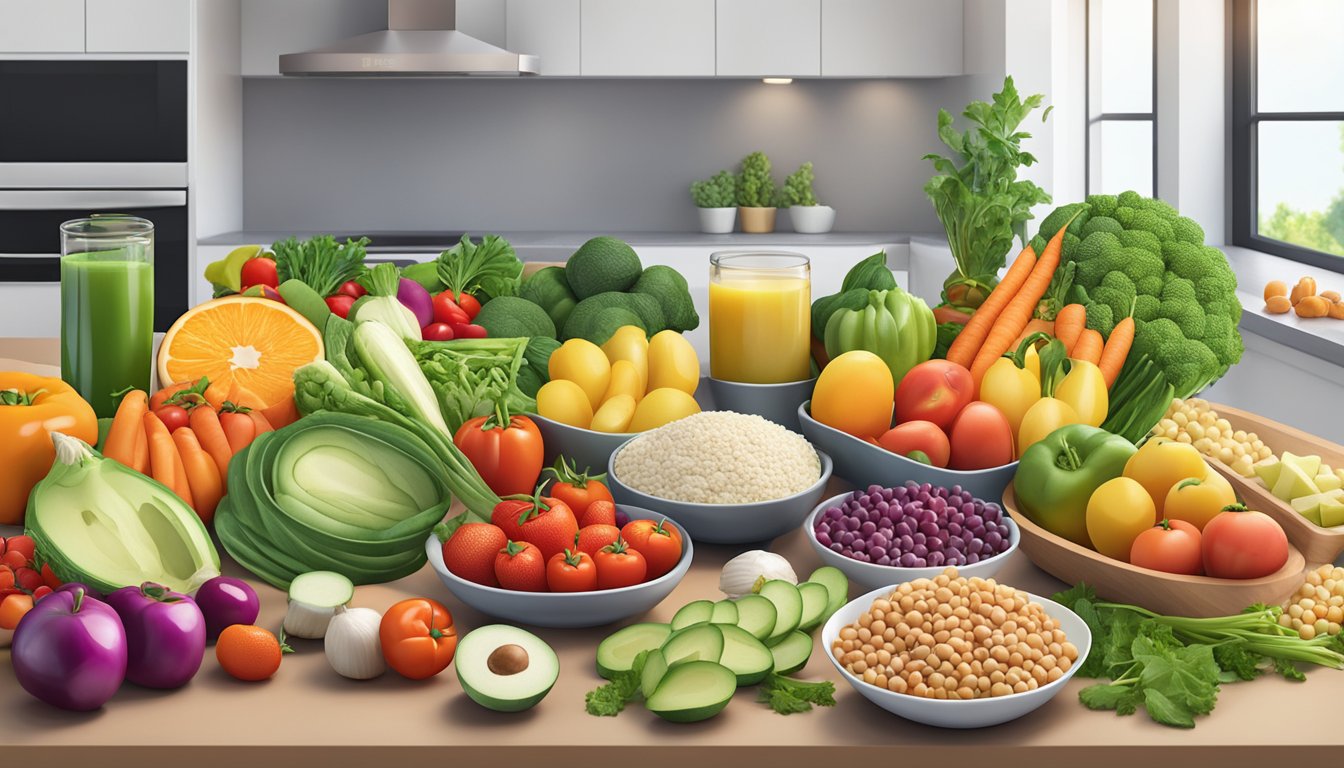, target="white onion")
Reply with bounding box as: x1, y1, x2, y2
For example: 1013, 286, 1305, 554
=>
719, 550, 798, 599
324, 606, 385, 680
